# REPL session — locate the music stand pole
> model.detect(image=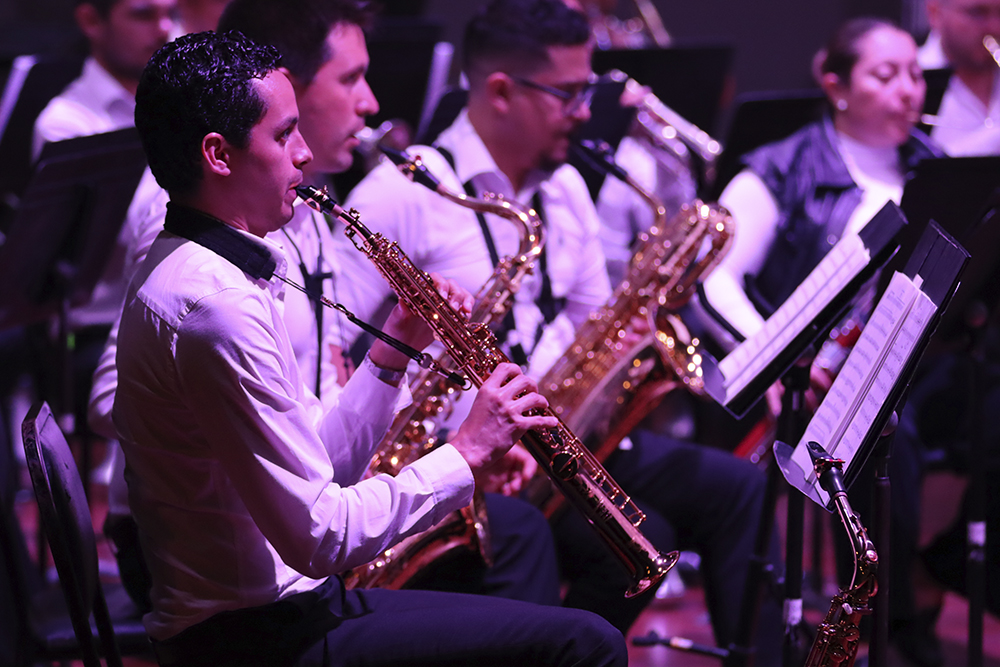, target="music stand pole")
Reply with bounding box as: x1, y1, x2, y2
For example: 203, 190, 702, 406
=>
965, 299, 989, 667
869, 411, 898, 667
777, 356, 813, 667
